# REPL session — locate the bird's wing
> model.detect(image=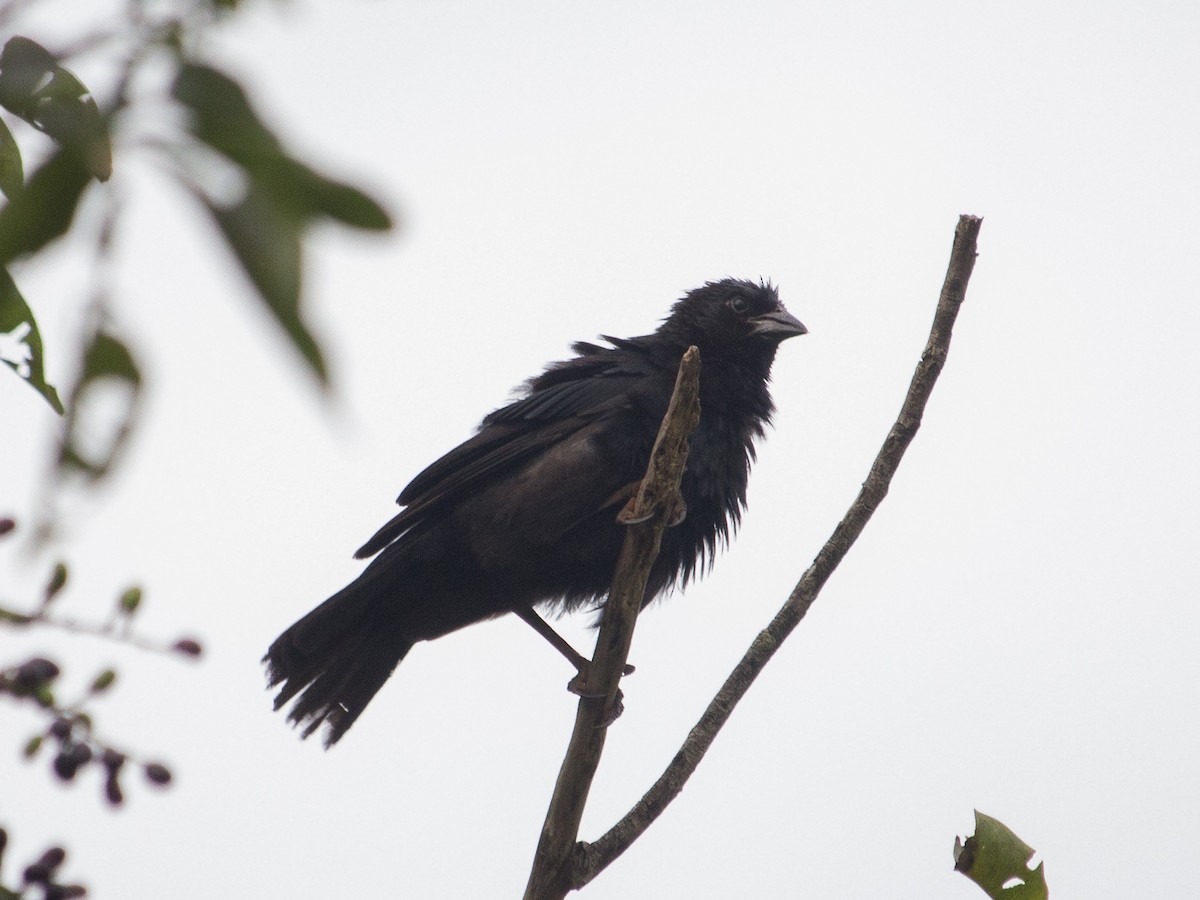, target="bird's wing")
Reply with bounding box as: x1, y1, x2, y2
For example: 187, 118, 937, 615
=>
354, 349, 655, 559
